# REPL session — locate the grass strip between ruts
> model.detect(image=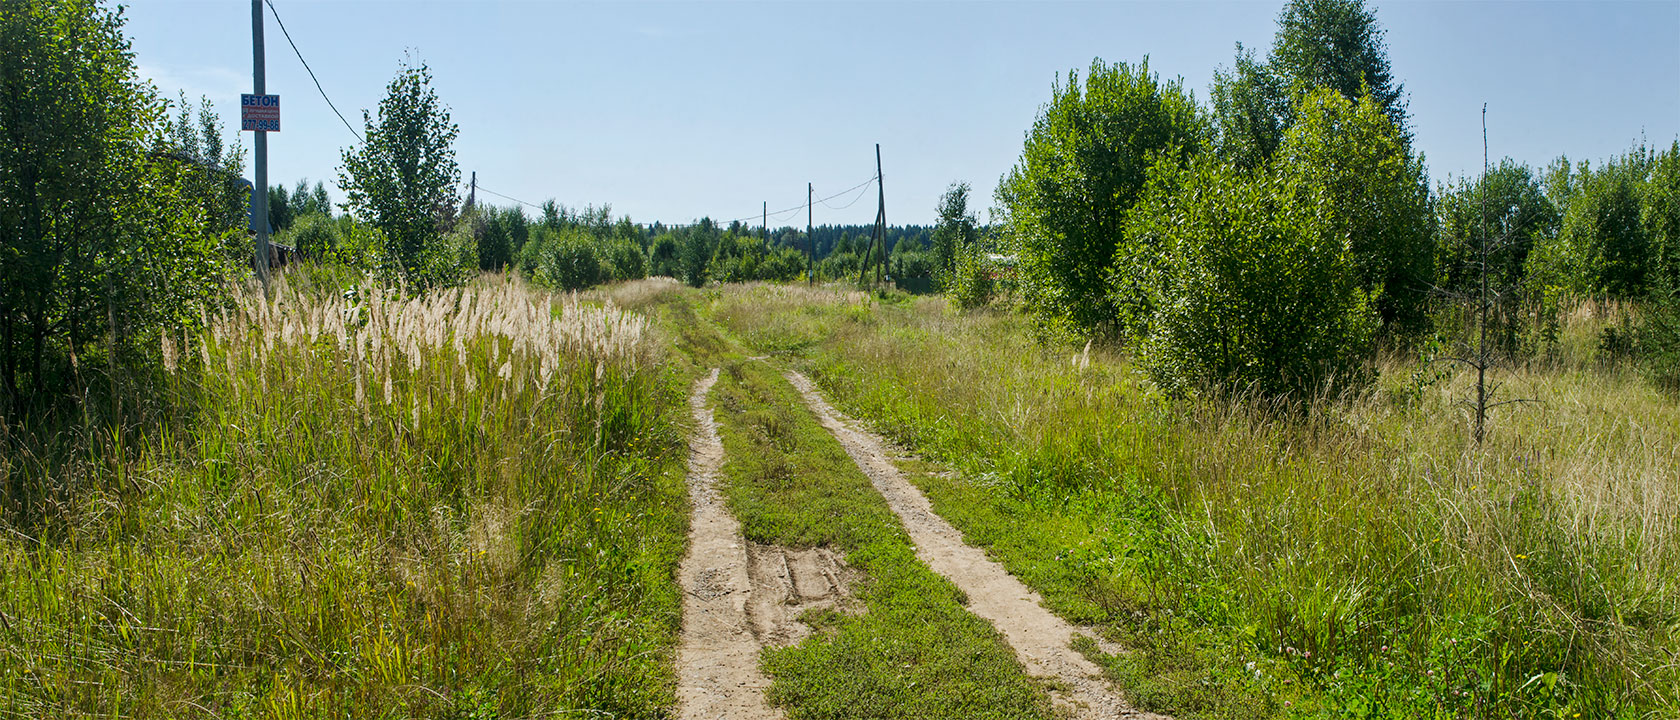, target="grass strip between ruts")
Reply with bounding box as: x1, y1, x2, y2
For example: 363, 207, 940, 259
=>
706, 359, 1059, 720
